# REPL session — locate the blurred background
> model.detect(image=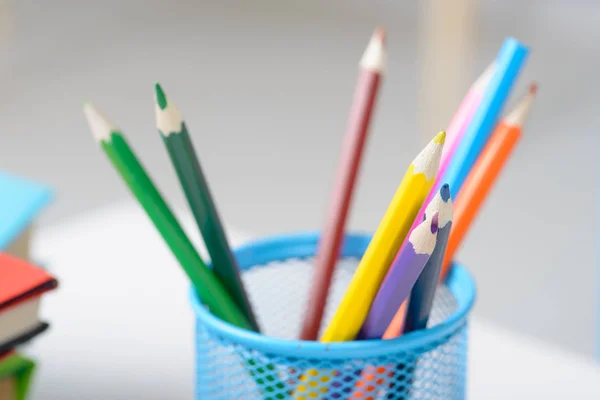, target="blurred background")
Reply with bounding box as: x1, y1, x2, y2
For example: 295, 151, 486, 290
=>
0, 0, 597, 360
